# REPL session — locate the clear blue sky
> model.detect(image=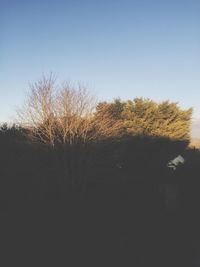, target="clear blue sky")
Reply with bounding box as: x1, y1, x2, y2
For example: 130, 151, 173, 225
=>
1, 0, 200, 134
